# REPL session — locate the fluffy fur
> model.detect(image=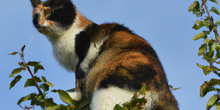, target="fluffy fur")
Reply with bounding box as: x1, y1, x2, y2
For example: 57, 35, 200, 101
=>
49, 16, 83, 72
68, 91, 82, 101
91, 86, 134, 110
